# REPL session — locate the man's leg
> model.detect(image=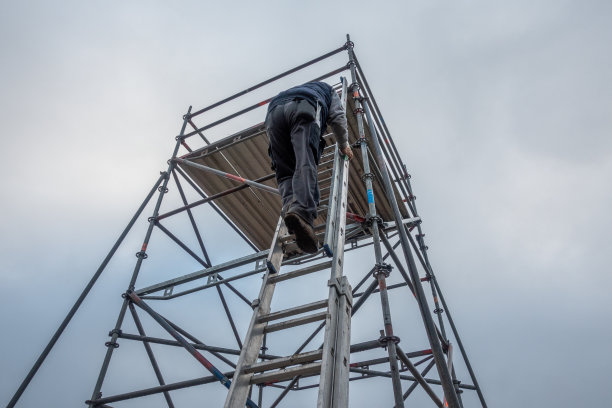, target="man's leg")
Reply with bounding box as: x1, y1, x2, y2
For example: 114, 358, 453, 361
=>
277, 178, 294, 214
285, 101, 320, 227
283, 100, 320, 253
266, 104, 296, 211
267, 99, 319, 253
